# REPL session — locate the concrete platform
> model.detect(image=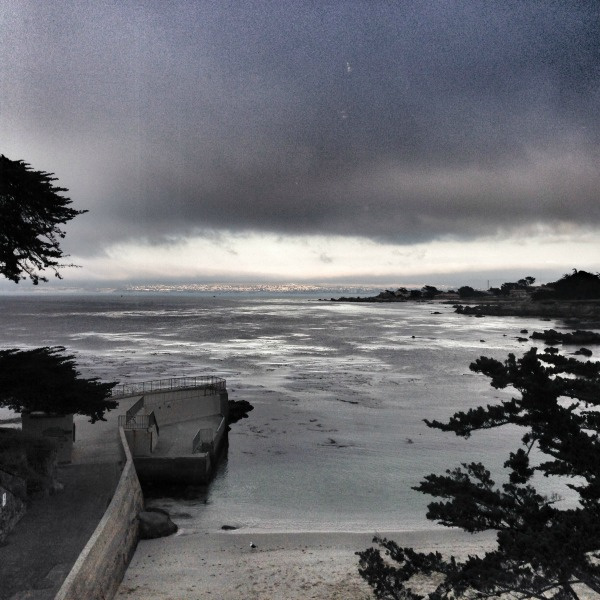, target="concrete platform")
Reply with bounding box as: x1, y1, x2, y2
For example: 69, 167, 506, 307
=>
152, 414, 224, 457
120, 386, 229, 487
